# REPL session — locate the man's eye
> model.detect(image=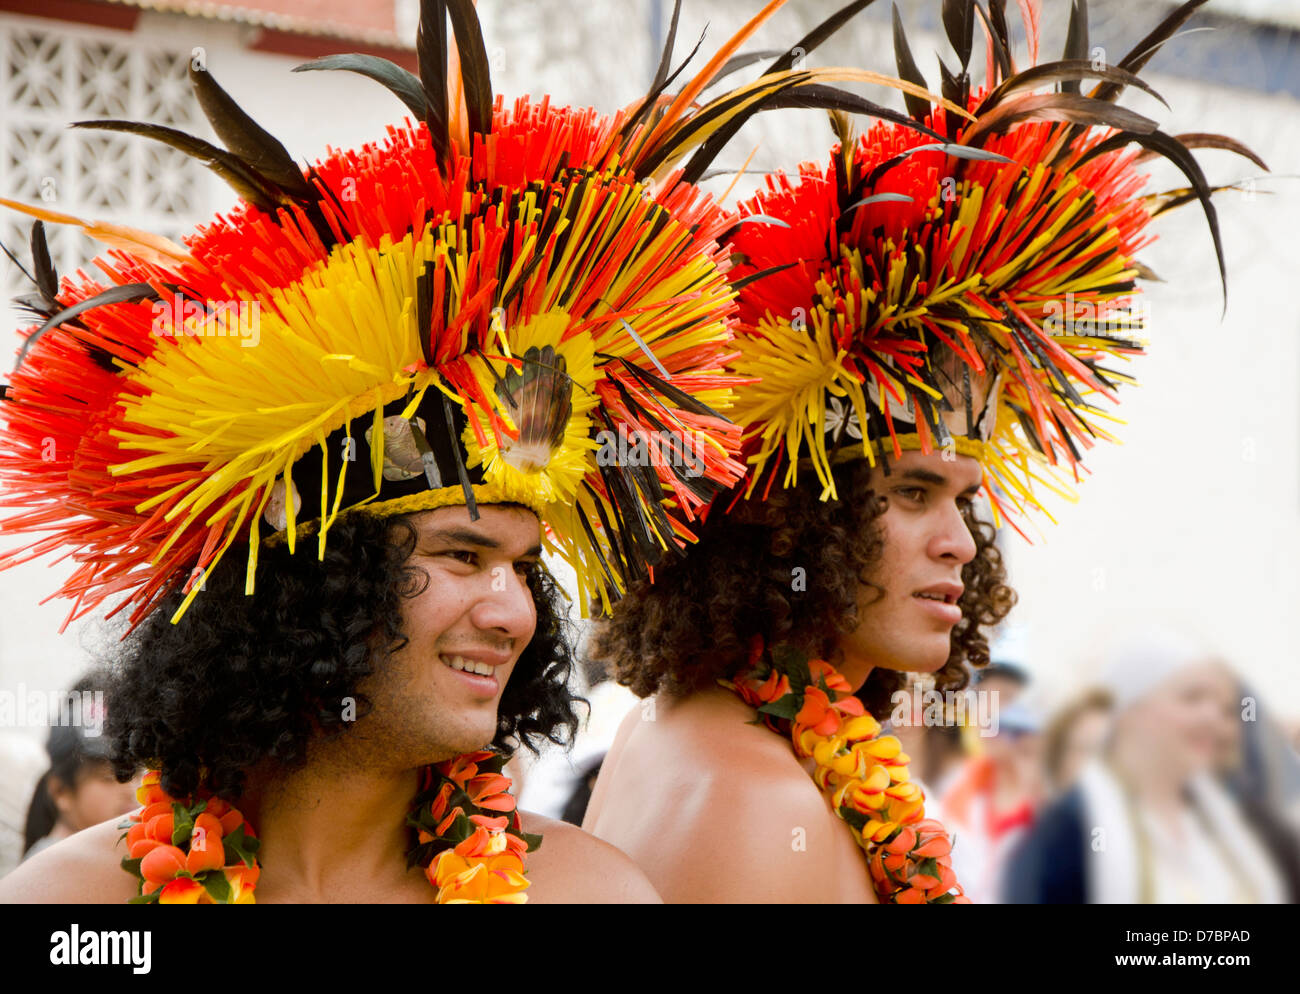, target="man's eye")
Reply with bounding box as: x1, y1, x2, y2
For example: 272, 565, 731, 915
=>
895, 487, 926, 502
440, 550, 477, 565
